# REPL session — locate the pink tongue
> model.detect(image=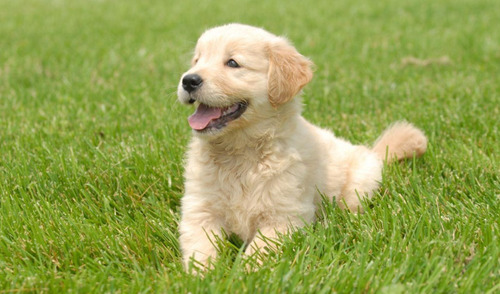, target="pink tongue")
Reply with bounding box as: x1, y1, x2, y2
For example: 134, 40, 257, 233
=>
188, 104, 222, 130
